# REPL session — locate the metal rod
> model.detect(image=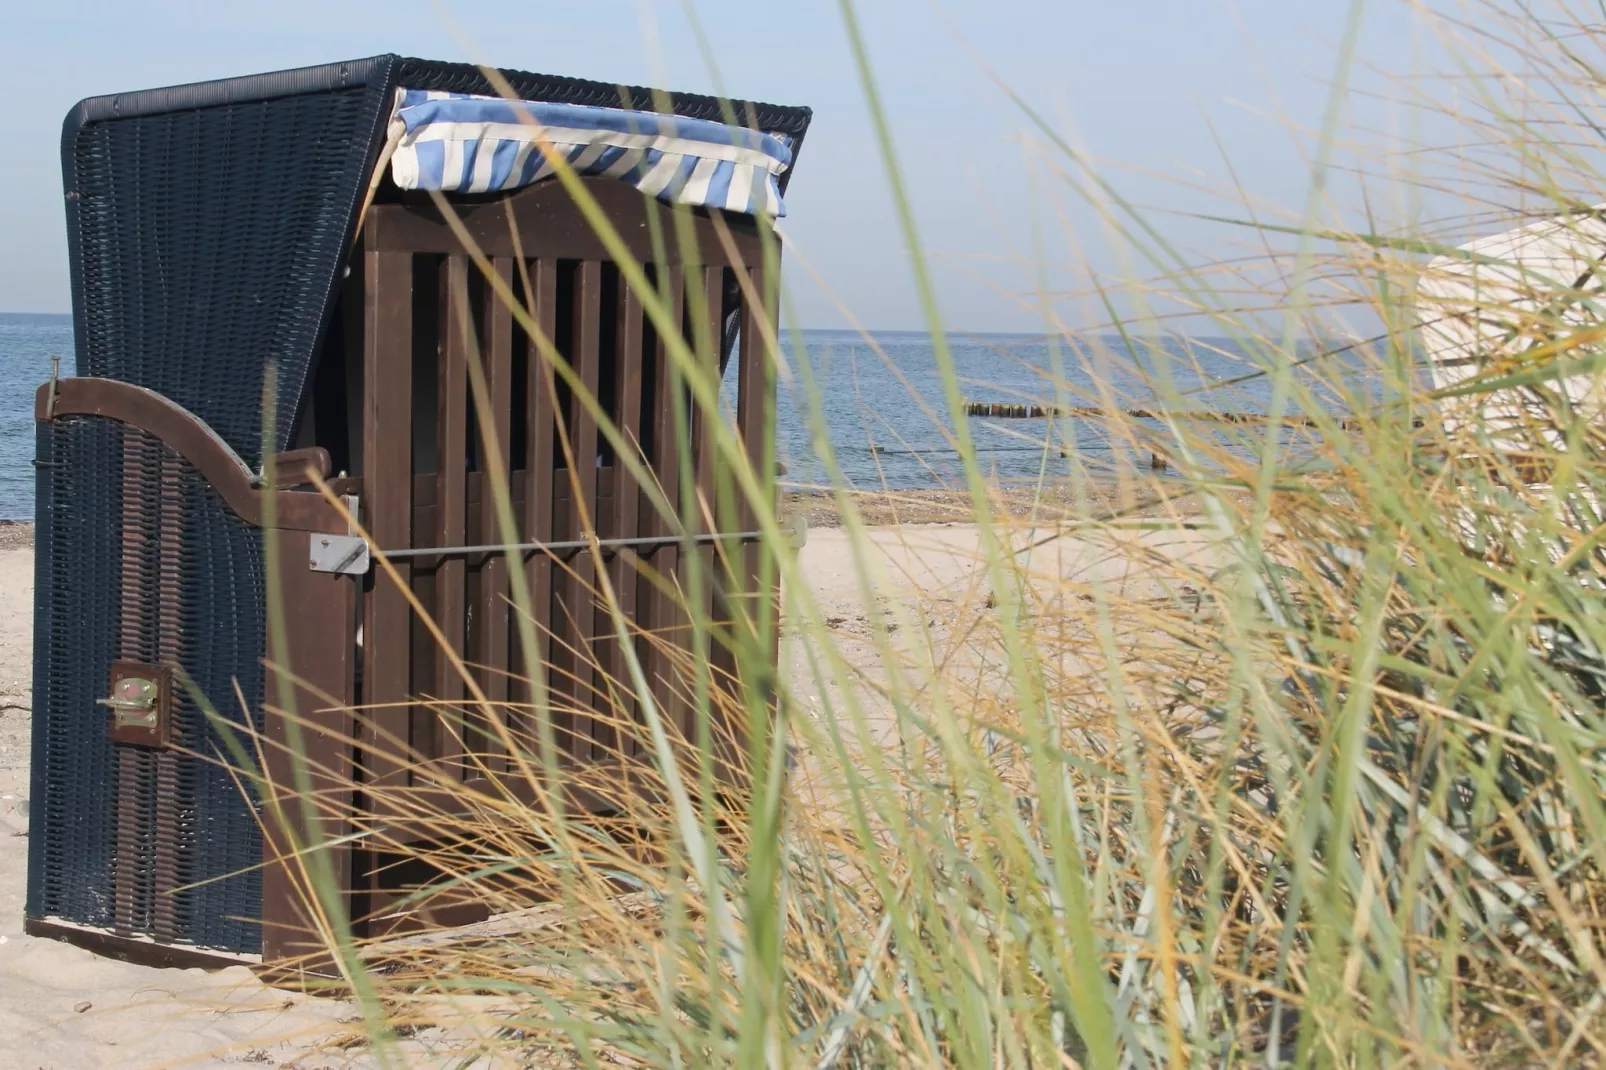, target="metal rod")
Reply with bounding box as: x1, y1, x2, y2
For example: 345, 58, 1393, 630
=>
378, 529, 769, 561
